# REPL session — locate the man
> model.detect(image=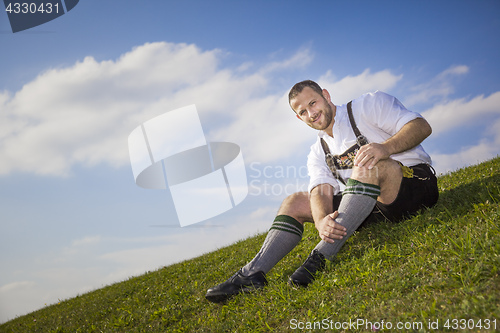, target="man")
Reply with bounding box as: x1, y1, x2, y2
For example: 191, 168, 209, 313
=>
205, 80, 439, 303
